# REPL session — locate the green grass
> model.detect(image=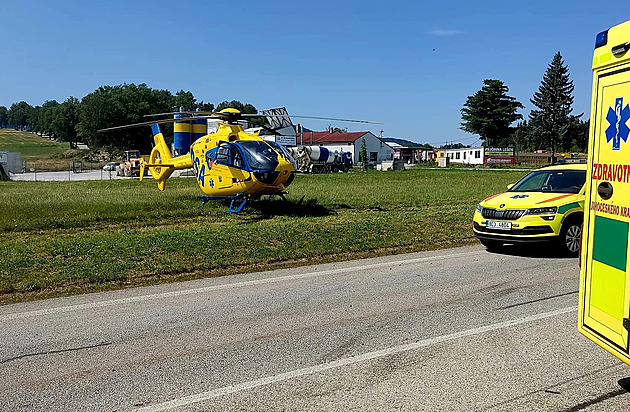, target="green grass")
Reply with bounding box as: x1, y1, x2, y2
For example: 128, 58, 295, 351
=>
0, 129, 69, 161
0, 168, 528, 303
